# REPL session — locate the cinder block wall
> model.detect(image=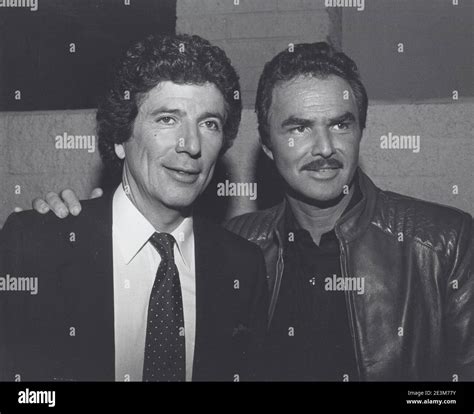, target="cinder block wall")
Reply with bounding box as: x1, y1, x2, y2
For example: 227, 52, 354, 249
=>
0, 110, 103, 226
0, 1, 472, 228
177, 0, 341, 108
0, 100, 472, 227
360, 100, 473, 214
